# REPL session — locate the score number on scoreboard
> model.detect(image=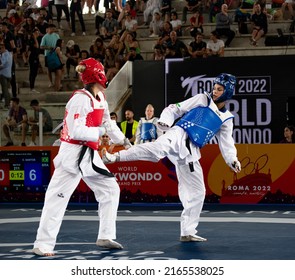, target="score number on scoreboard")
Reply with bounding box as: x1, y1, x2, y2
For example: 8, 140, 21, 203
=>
0, 150, 51, 192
